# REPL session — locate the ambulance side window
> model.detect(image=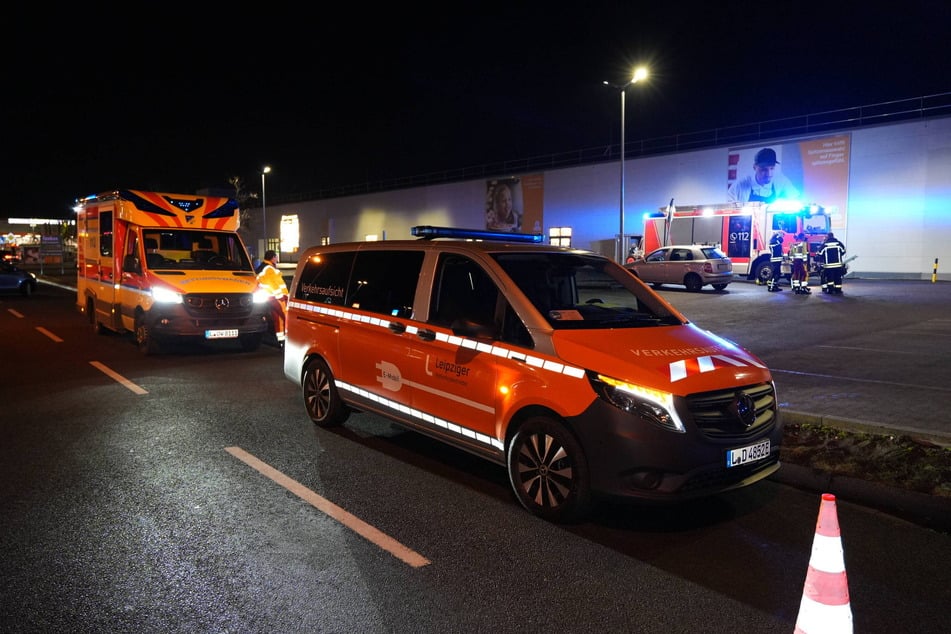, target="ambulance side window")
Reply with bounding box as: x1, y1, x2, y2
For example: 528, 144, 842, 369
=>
294, 251, 355, 305
100, 210, 113, 257
347, 250, 423, 318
